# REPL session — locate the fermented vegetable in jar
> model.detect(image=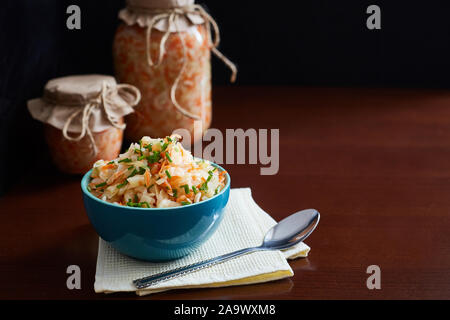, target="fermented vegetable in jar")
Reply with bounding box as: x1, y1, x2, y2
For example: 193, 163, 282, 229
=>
27, 75, 141, 174
43, 123, 124, 174
114, 0, 236, 143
